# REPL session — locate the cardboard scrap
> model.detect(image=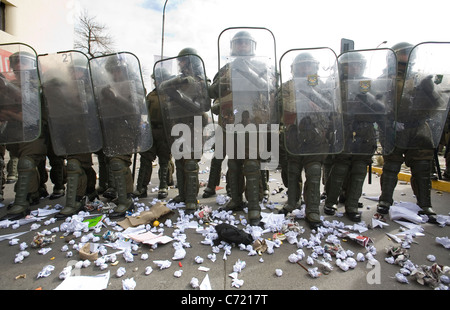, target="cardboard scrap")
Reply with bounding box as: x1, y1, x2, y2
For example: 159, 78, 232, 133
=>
79, 242, 99, 261
118, 202, 171, 229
